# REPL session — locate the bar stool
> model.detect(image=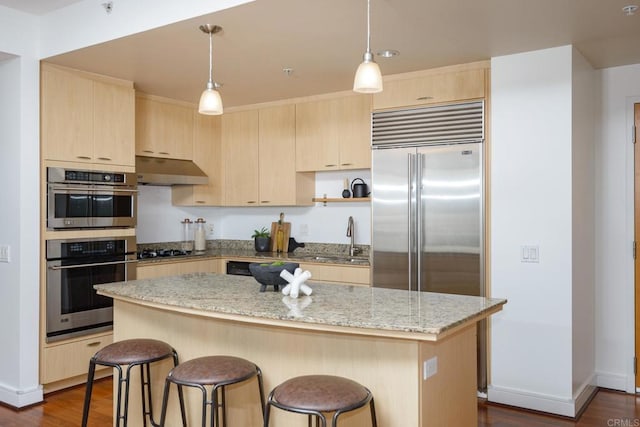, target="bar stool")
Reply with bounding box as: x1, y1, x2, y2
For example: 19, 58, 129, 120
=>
264, 375, 377, 427
159, 355, 265, 427
82, 338, 186, 427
